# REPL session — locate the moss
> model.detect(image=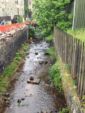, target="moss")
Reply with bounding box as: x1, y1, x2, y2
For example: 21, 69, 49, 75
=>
0, 43, 29, 94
